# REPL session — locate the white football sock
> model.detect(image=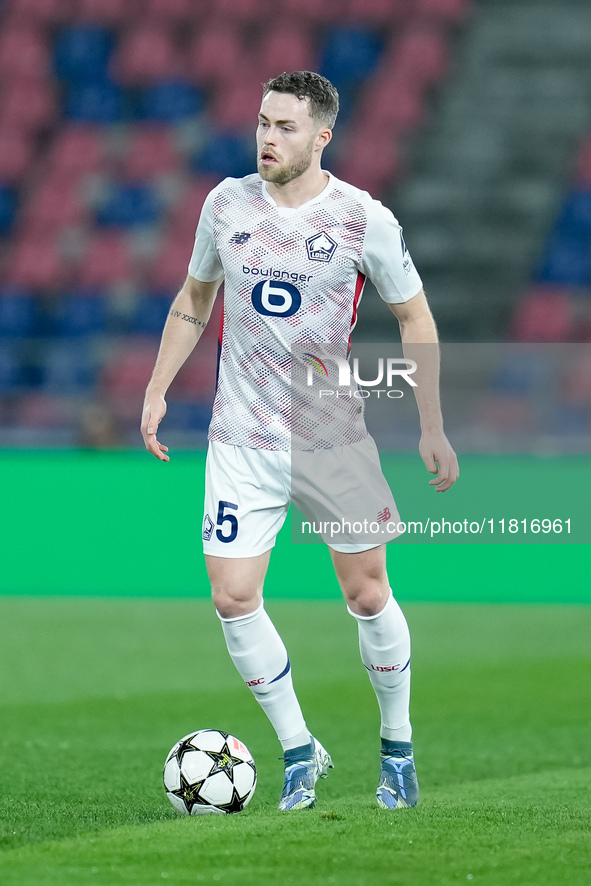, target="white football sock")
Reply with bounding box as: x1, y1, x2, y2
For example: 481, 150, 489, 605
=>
348, 592, 412, 743
218, 601, 310, 752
